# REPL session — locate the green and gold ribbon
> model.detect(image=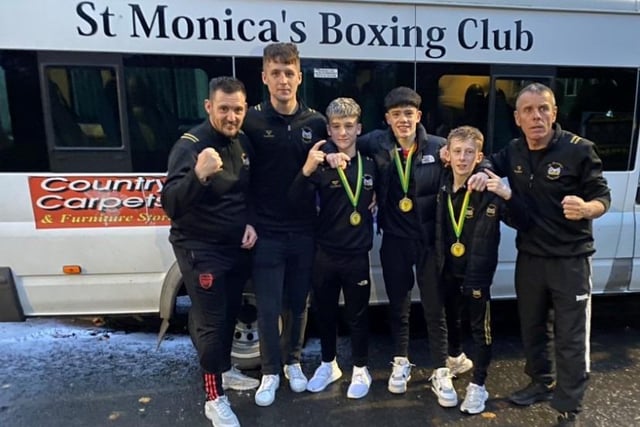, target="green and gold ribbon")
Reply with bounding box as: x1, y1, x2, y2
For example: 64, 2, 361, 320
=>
447, 189, 472, 242
337, 152, 363, 225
